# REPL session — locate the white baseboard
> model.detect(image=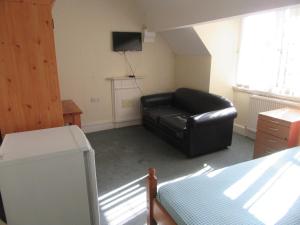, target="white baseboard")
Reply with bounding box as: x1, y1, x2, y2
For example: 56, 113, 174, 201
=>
233, 123, 256, 140
233, 123, 246, 136
245, 128, 256, 140
114, 120, 141, 128
82, 121, 114, 133
82, 120, 141, 133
